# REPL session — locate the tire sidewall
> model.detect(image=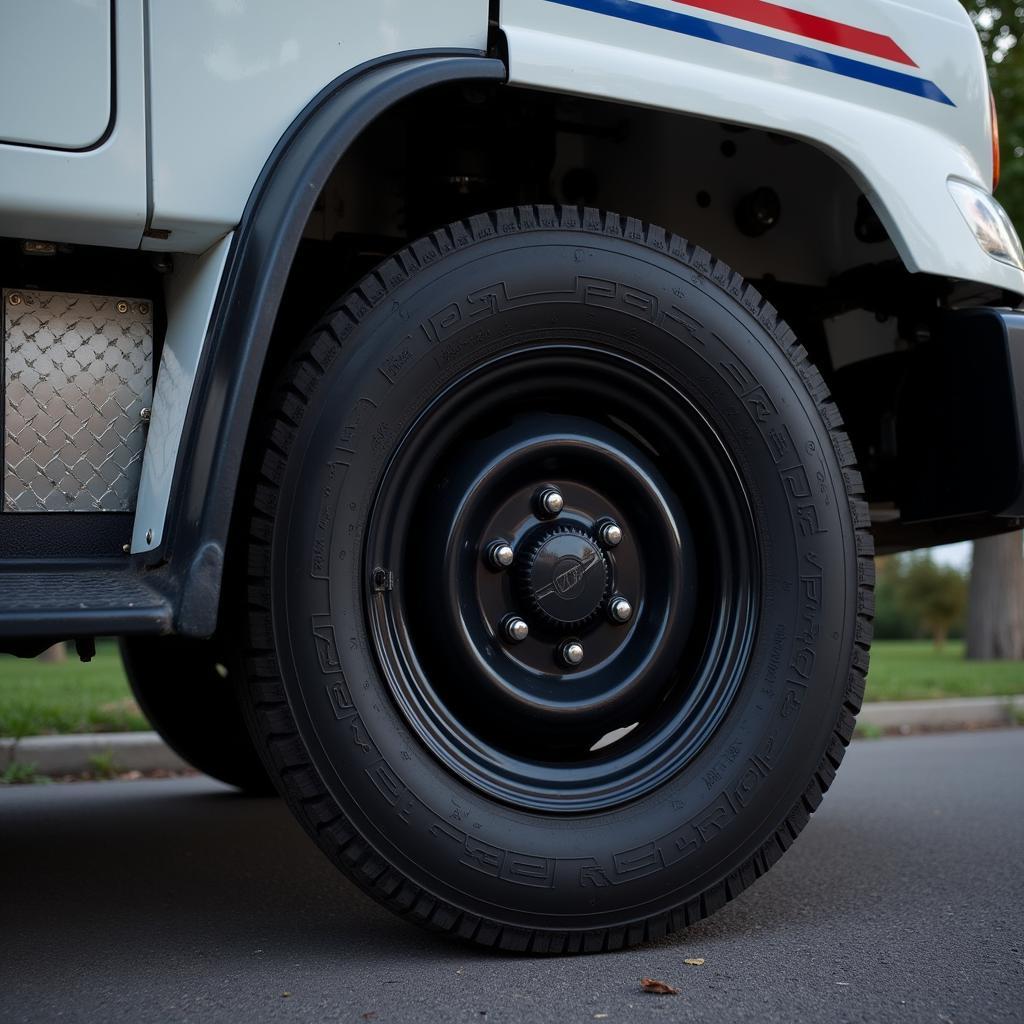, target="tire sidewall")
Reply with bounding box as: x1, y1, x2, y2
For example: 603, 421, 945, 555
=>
269, 230, 855, 928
